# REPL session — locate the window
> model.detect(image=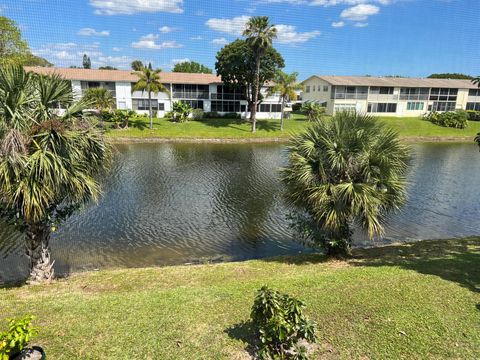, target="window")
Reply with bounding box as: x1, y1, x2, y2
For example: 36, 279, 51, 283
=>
367, 103, 397, 113
323, 85, 329, 92
312, 86, 316, 92
432, 101, 456, 112
334, 103, 356, 112
133, 99, 158, 111
158, 103, 165, 111
333, 86, 368, 99
466, 102, 480, 111
406, 102, 424, 111
469, 89, 480, 97
399, 88, 429, 100
305, 86, 310, 93
182, 100, 204, 109
429, 88, 457, 101
370, 87, 394, 94
211, 101, 241, 112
